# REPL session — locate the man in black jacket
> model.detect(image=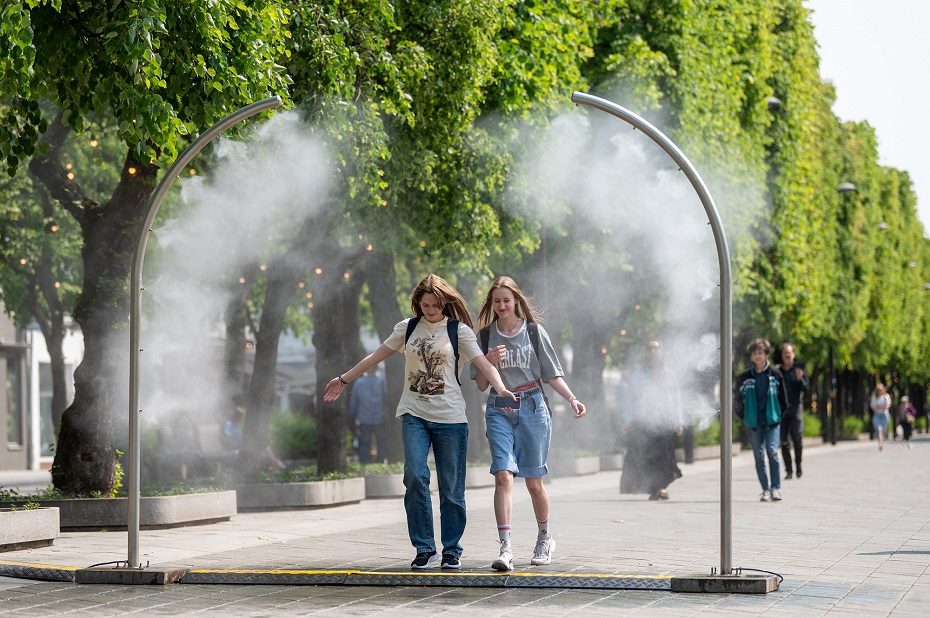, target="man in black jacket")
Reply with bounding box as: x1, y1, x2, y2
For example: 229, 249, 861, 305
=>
777, 342, 810, 479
